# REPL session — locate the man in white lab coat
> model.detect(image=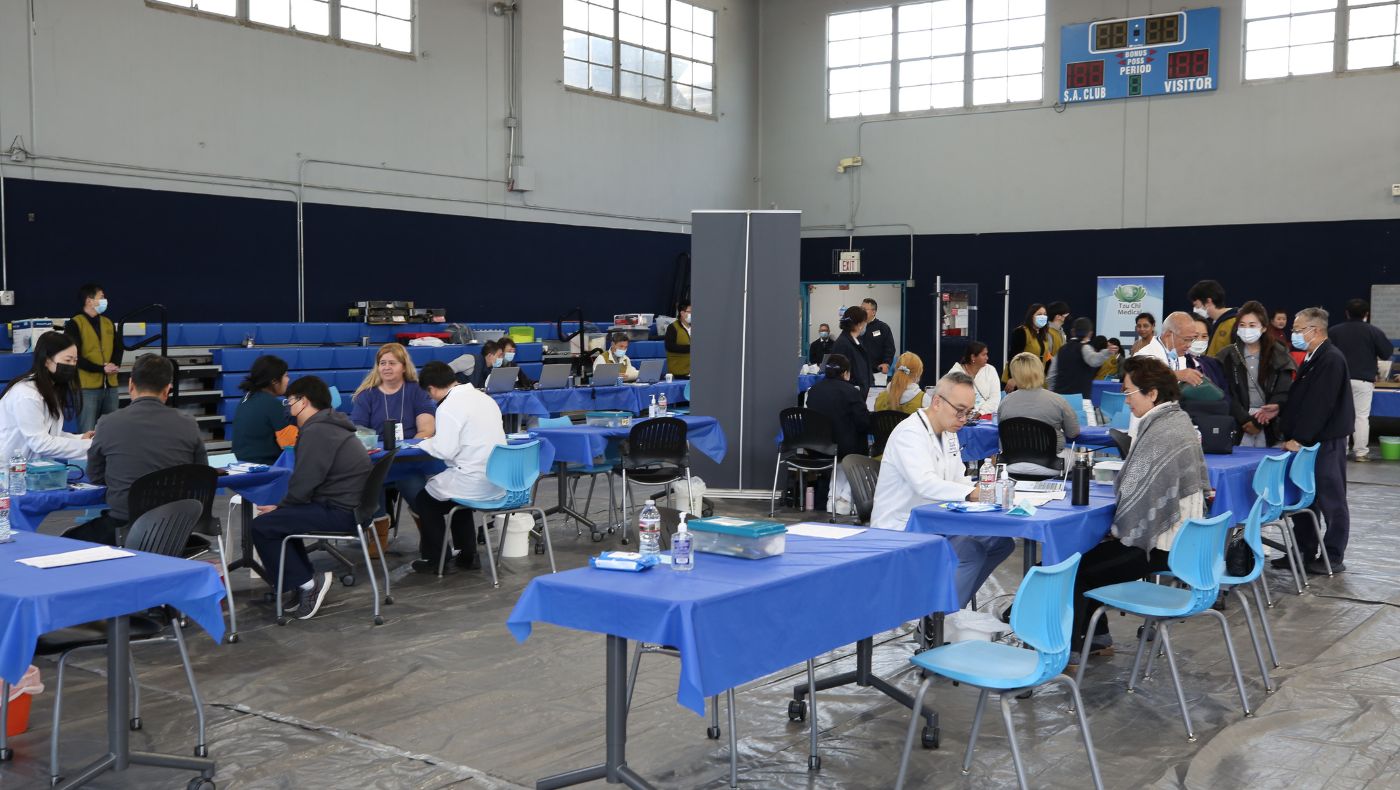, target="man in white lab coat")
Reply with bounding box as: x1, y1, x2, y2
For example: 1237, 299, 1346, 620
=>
411, 361, 507, 573
870, 372, 1014, 609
